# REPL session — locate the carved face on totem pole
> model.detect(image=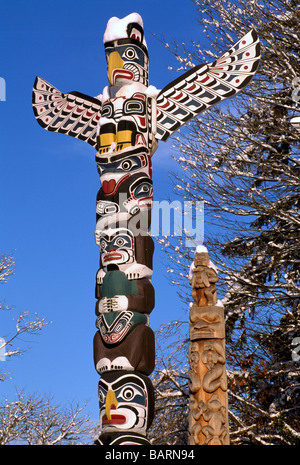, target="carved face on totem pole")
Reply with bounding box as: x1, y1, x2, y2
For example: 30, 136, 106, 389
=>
189, 305, 225, 340
98, 370, 154, 435
96, 227, 153, 272
96, 173, 153, 232
103, 15, 149, 87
